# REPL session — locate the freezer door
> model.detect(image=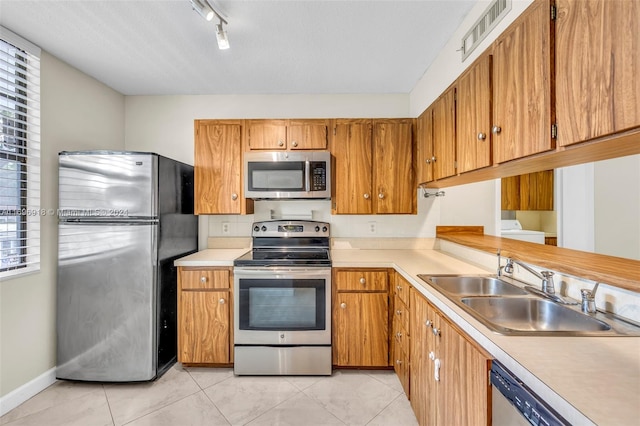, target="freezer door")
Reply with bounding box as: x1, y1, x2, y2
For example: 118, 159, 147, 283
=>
58, 152, 158, 218
57, 222, 158, 381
